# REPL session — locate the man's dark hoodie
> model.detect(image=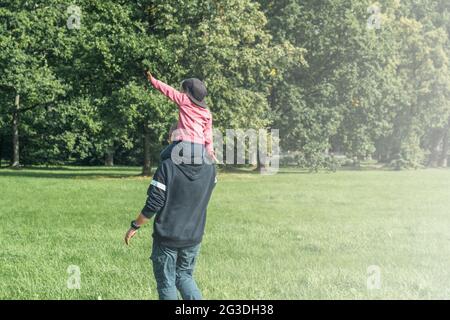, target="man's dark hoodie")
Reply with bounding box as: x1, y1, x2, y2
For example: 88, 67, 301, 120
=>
141, 142, 216, 248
